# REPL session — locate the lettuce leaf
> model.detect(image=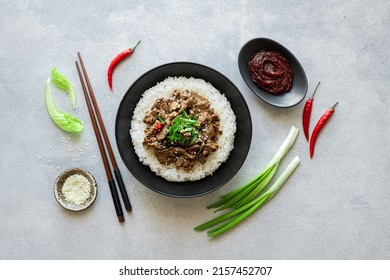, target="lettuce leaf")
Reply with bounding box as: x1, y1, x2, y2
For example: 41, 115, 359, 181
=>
45, 78, 84, 132
51, 67, 76, 109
